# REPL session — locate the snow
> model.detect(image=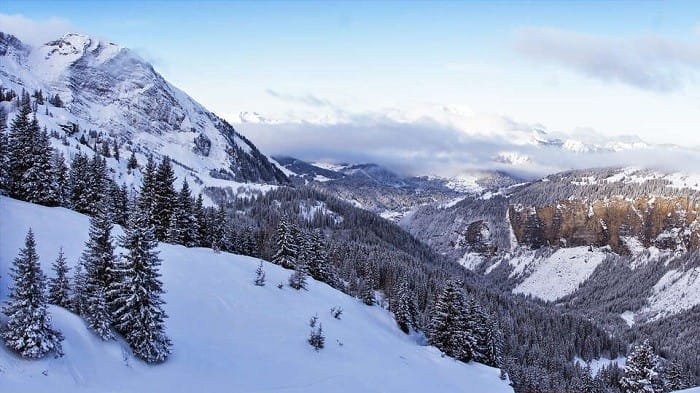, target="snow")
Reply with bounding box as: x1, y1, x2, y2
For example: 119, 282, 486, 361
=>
573, 356, 626, 375
0, 197, 511, 392
620, 311, 636, 327
639, 267, 700, 322
512, 247, 607, 302
675, 387, 700, 393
